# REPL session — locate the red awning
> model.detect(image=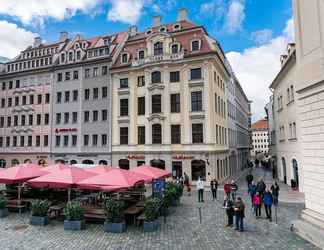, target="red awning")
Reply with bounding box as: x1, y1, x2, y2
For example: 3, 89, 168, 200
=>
42, 163, 72, 173
77, 168, 147, 188
85, 165, 114, 174
27, 167, 97, 188
0, 163, 49, 184
130, 164, 171, 181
